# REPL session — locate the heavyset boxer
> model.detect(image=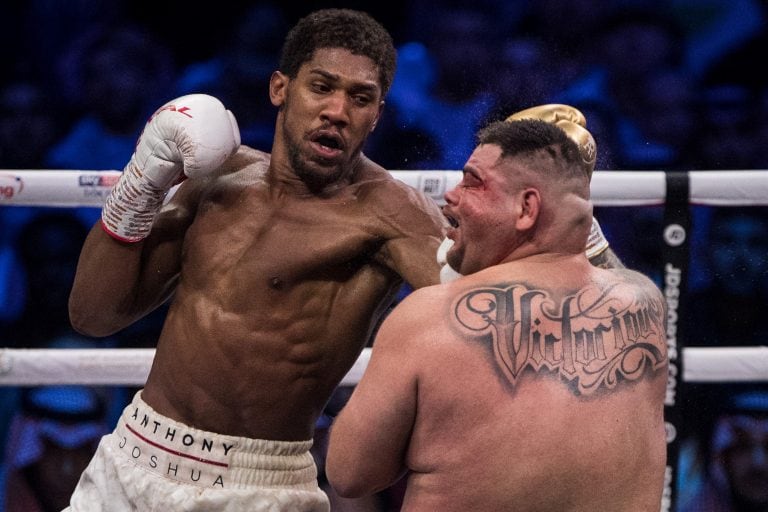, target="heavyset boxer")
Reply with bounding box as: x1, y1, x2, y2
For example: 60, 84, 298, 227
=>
327, 113, 669, 511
